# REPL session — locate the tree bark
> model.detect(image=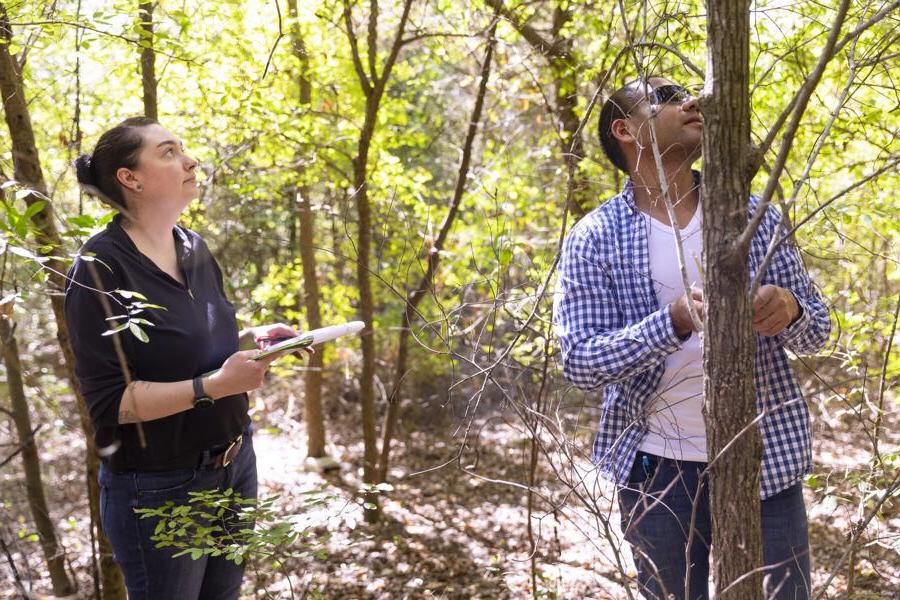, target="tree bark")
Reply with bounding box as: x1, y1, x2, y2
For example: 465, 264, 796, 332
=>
701, 0, 764, 597
139, 1, 158, 120
0, 315, 76, 597
287, 0, 327, 459
0, 5, 126, 597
